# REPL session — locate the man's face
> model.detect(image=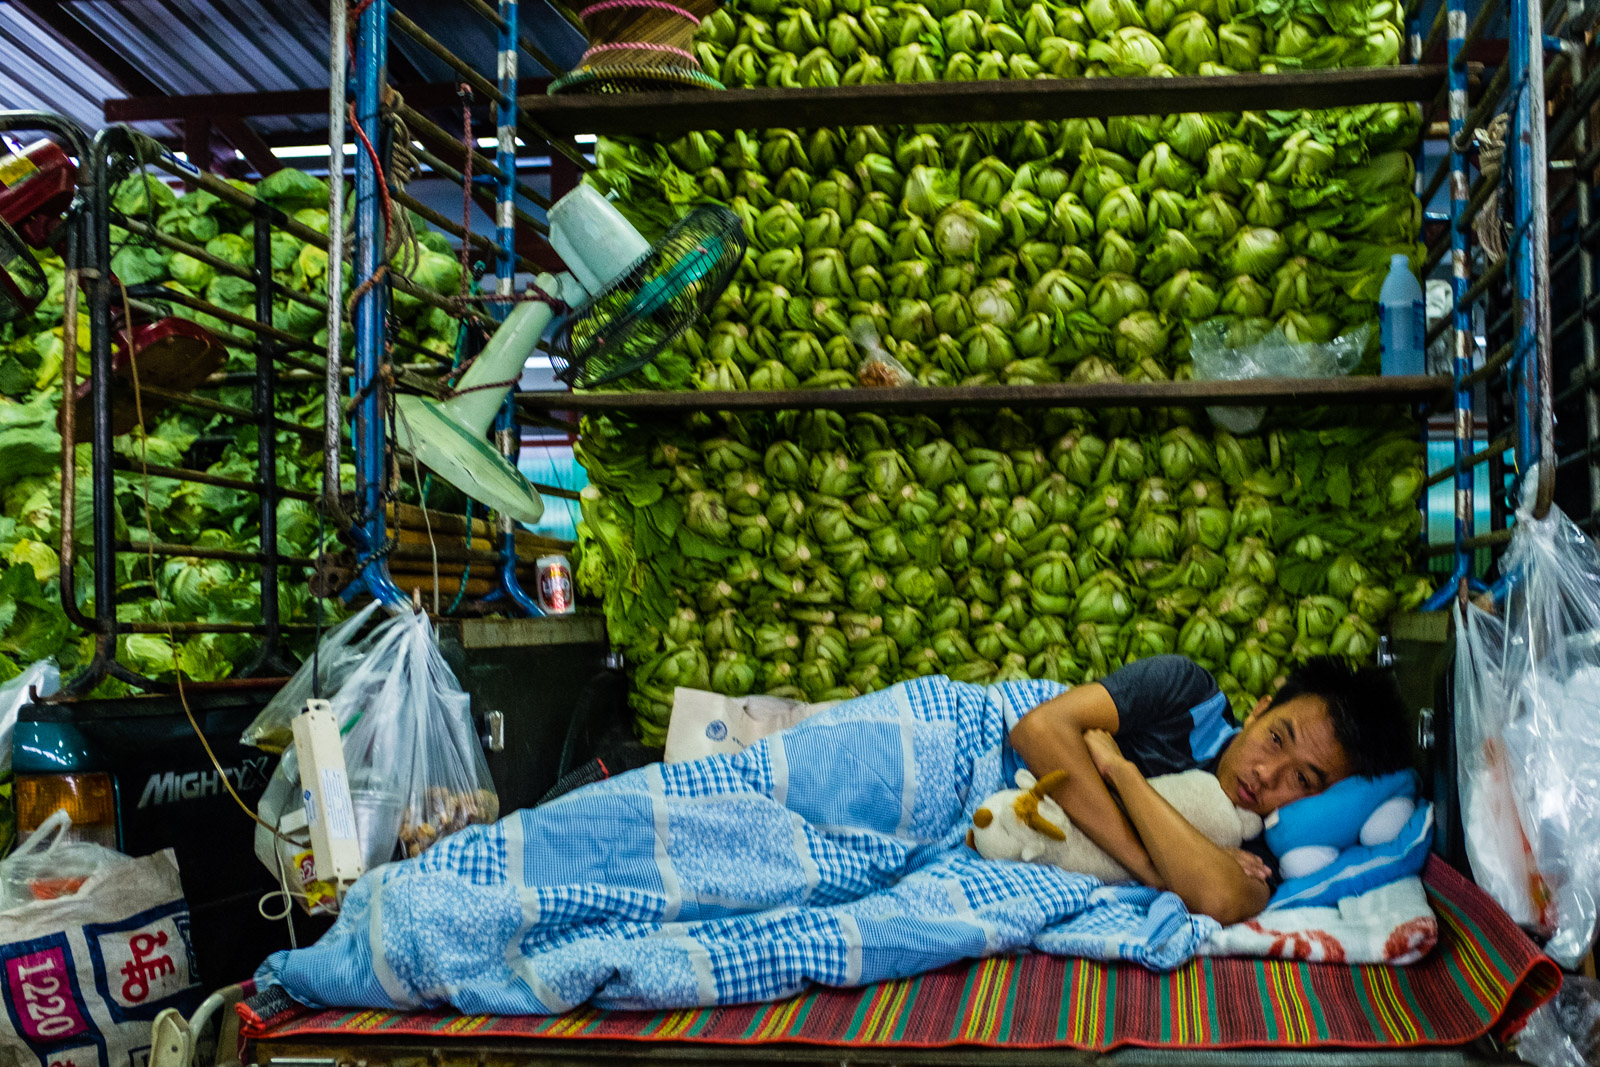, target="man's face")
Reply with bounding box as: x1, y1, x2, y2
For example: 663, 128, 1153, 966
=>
1214, 695, 1353, 815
